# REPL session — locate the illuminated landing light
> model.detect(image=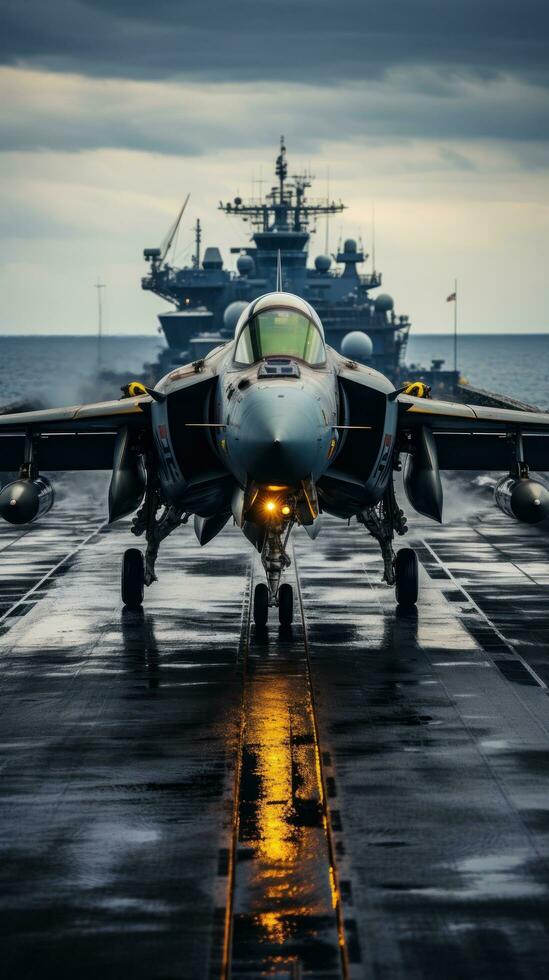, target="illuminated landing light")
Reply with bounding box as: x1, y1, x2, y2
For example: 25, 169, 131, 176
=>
265, 500, 277, 513
281, 505, 291, 516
